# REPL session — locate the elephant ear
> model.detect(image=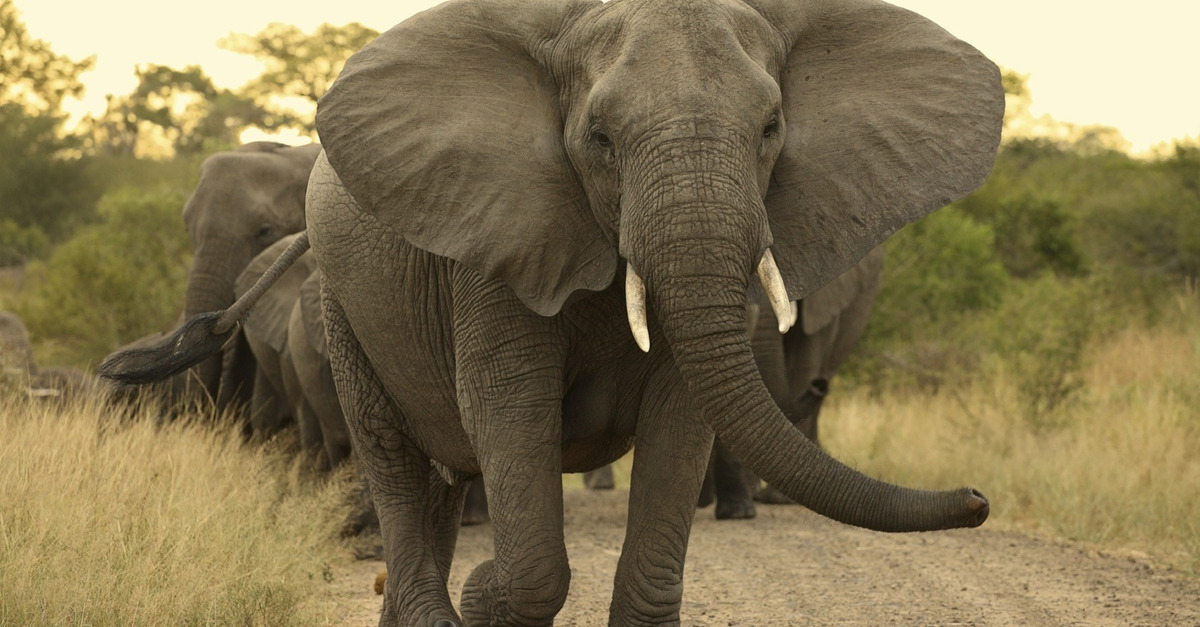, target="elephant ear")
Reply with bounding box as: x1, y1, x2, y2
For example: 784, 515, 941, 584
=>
801, 245, 882, 334
298, 270, 328, 360
236, 234, 319, 354
316, 0, 615, 316
749, 0, 1004, 300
